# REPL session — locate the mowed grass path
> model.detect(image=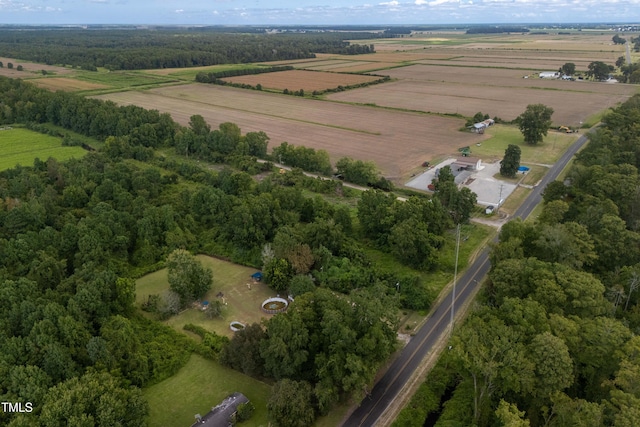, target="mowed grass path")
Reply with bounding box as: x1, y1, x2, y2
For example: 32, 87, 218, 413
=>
144, 354, 270, 427
0, 128, 86, 171
136, 255, 278, 338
